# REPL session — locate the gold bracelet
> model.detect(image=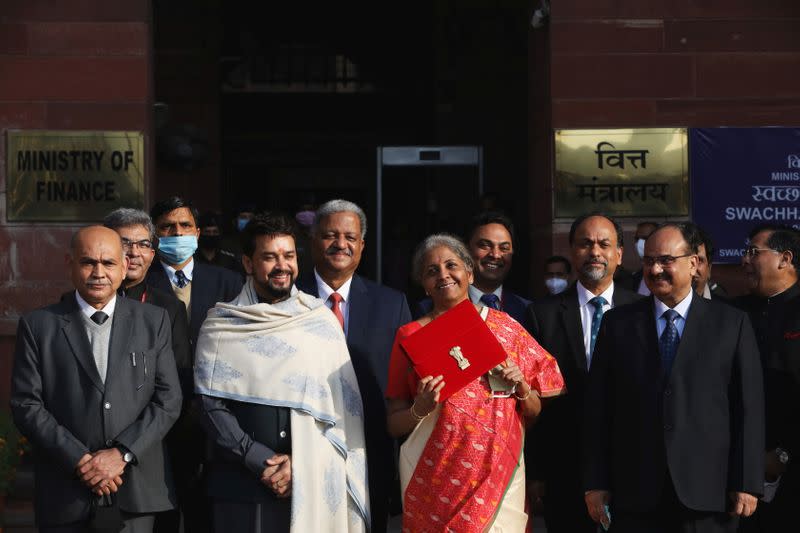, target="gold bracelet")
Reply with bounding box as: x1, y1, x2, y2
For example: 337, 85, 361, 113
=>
410, 402, 430, 421
513, 386, 532, 401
